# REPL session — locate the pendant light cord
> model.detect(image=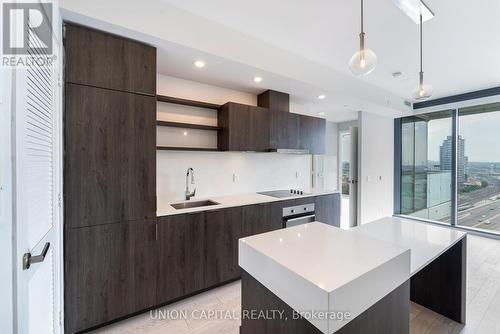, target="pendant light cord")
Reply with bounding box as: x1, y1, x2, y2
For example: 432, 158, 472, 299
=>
361, 0, 364, 33
420, 13, 423, 73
